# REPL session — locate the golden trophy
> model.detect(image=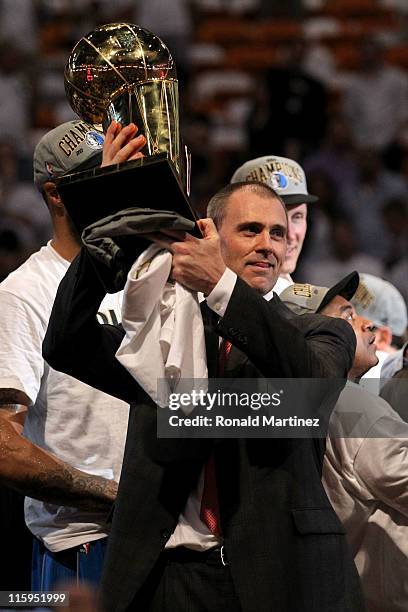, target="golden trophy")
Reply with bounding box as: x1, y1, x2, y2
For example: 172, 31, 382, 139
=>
58, 23, 196, 236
